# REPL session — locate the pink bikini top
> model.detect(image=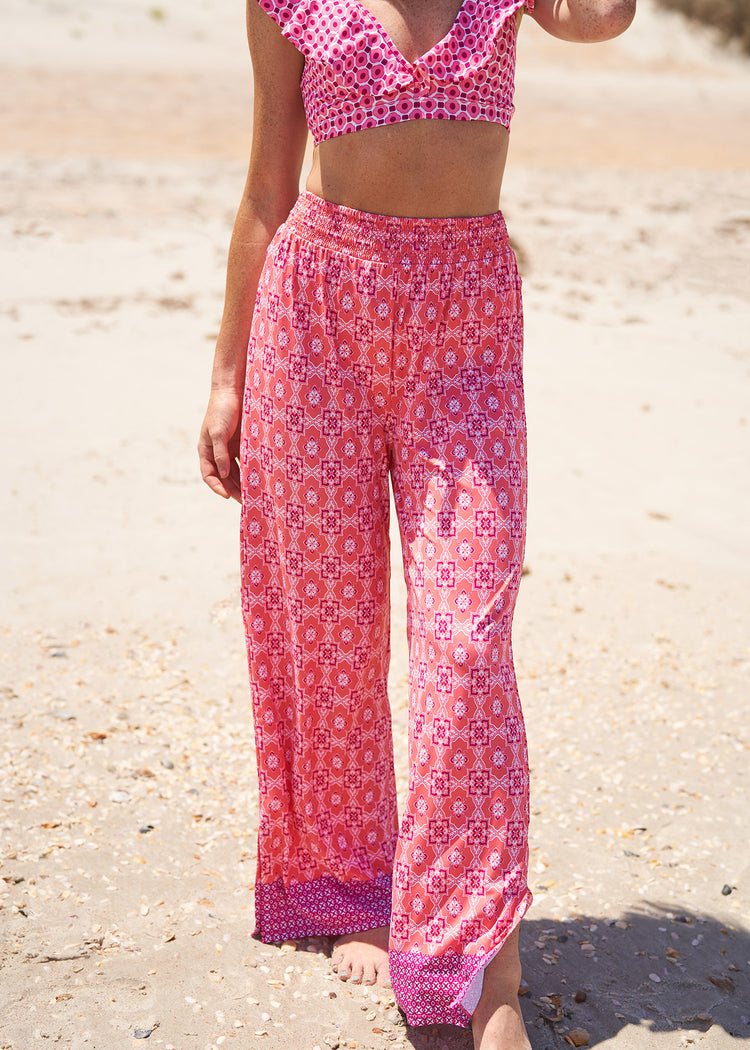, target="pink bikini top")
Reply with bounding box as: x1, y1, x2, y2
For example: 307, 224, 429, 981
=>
258, 0, 534, 144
